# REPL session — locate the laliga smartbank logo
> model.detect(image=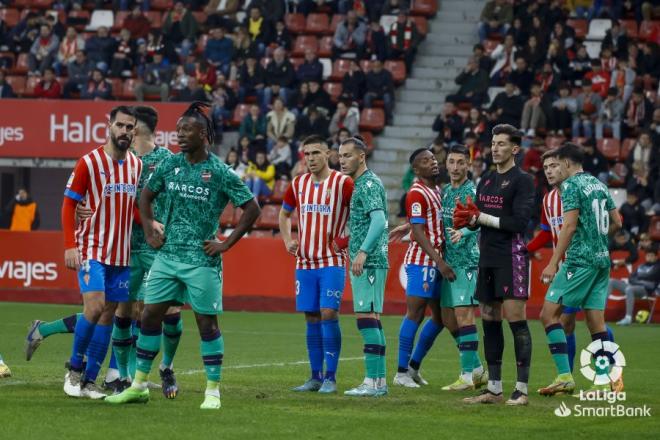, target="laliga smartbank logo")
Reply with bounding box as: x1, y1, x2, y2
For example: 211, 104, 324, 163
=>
553, 341, 652, 418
